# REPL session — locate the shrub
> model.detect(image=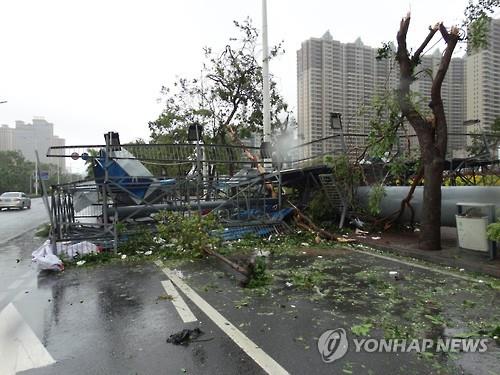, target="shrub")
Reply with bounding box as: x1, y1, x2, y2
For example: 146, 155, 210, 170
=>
154, 211, 221, 258
486, 222, 500, 242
